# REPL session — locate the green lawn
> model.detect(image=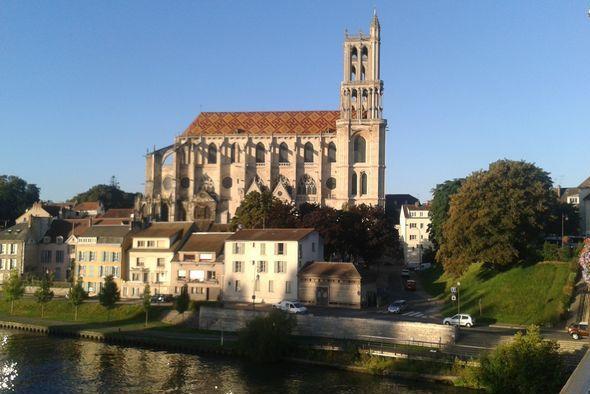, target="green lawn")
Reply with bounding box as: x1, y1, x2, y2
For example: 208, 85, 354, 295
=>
420, 261, 576, 325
